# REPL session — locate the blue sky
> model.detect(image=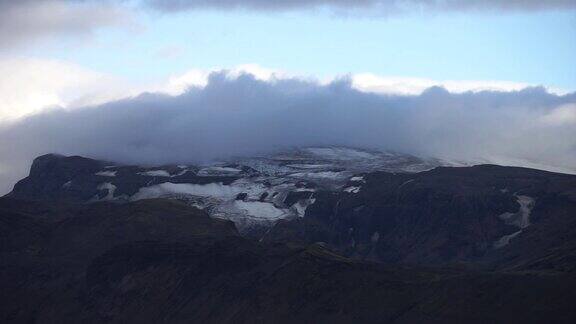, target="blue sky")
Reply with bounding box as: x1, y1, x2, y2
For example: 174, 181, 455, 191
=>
20, 7, 576, 91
